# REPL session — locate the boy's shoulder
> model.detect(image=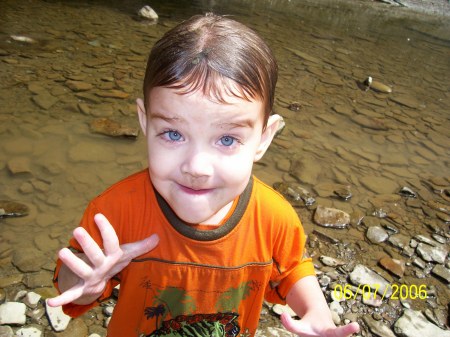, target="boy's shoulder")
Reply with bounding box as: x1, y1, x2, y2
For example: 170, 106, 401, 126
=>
252, 176, 296, 213
95, 169, 151, 201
